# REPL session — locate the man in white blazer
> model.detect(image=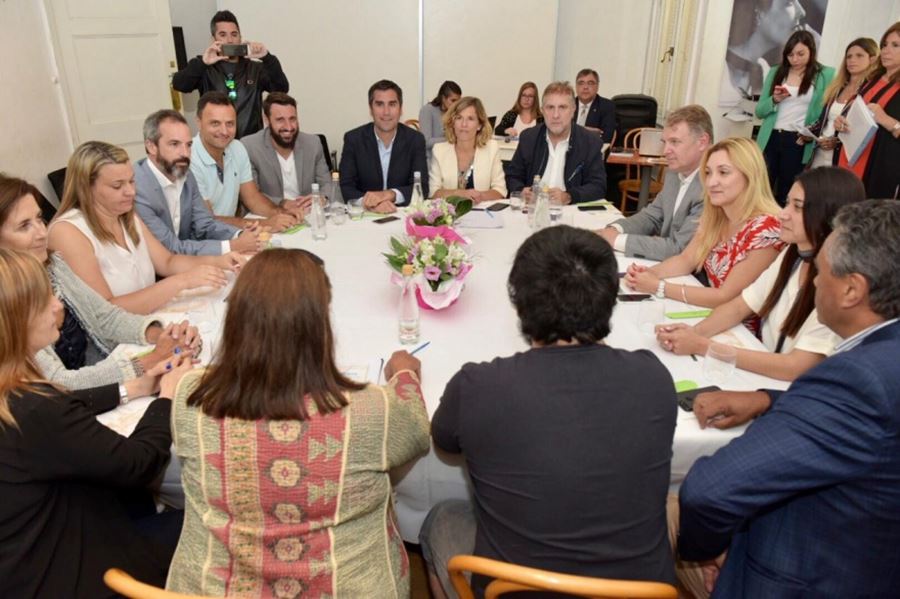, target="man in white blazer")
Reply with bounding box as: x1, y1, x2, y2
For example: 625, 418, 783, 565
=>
597, 105, 713, 261
135, 109, 261, 256
242, 92, 331, 206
